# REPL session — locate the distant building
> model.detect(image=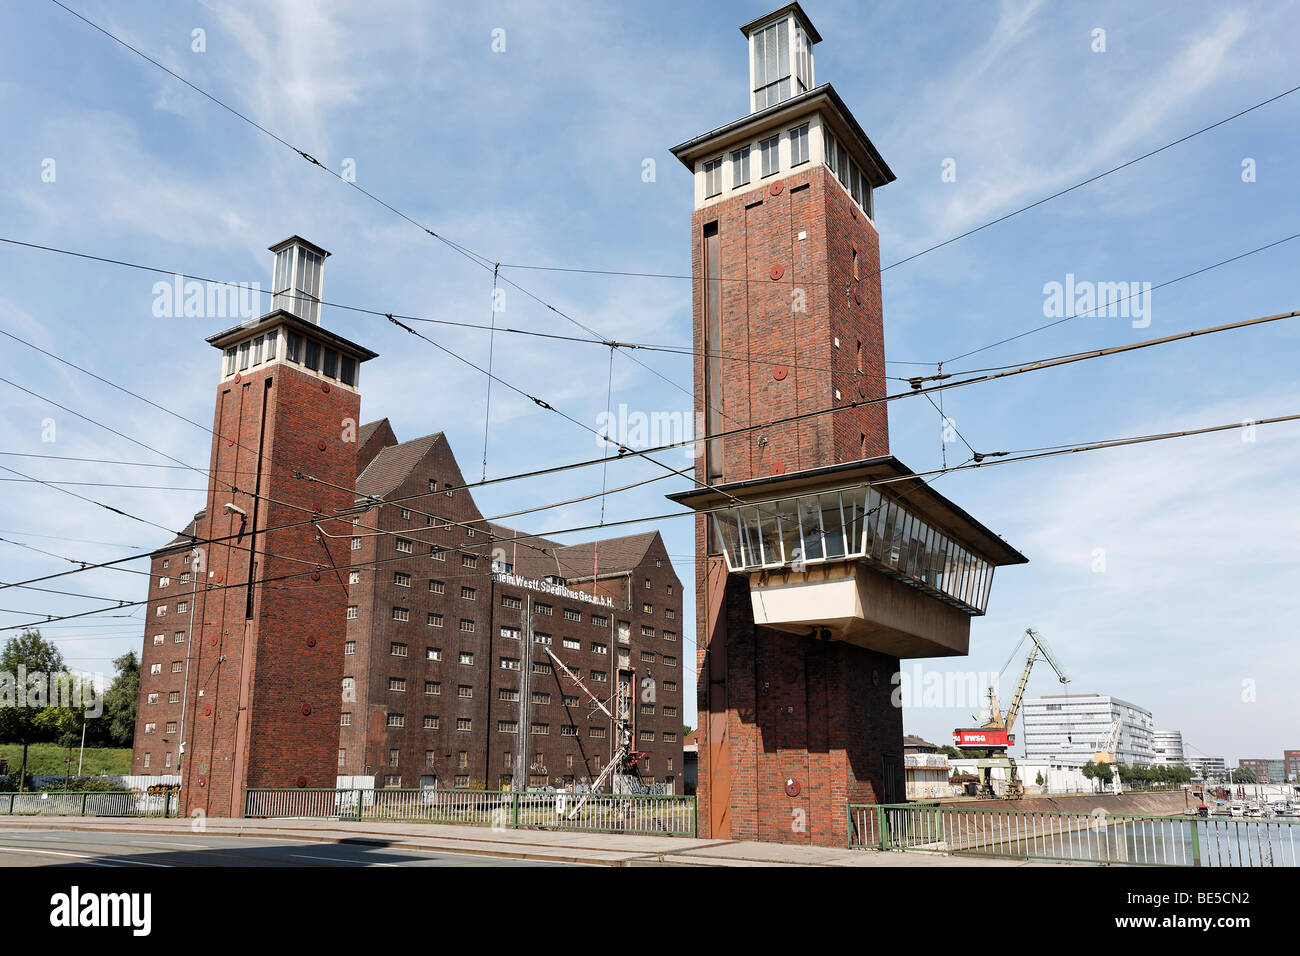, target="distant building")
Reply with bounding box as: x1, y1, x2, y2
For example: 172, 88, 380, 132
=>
903, 735, 939, 755
1151, 730, 1185, 766
1239, 758, 1286, 784
1021, 694, 1154, 766
904, 751, 951, 800
1285, 750, 1300, 782
1187, 755, 1227, 780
